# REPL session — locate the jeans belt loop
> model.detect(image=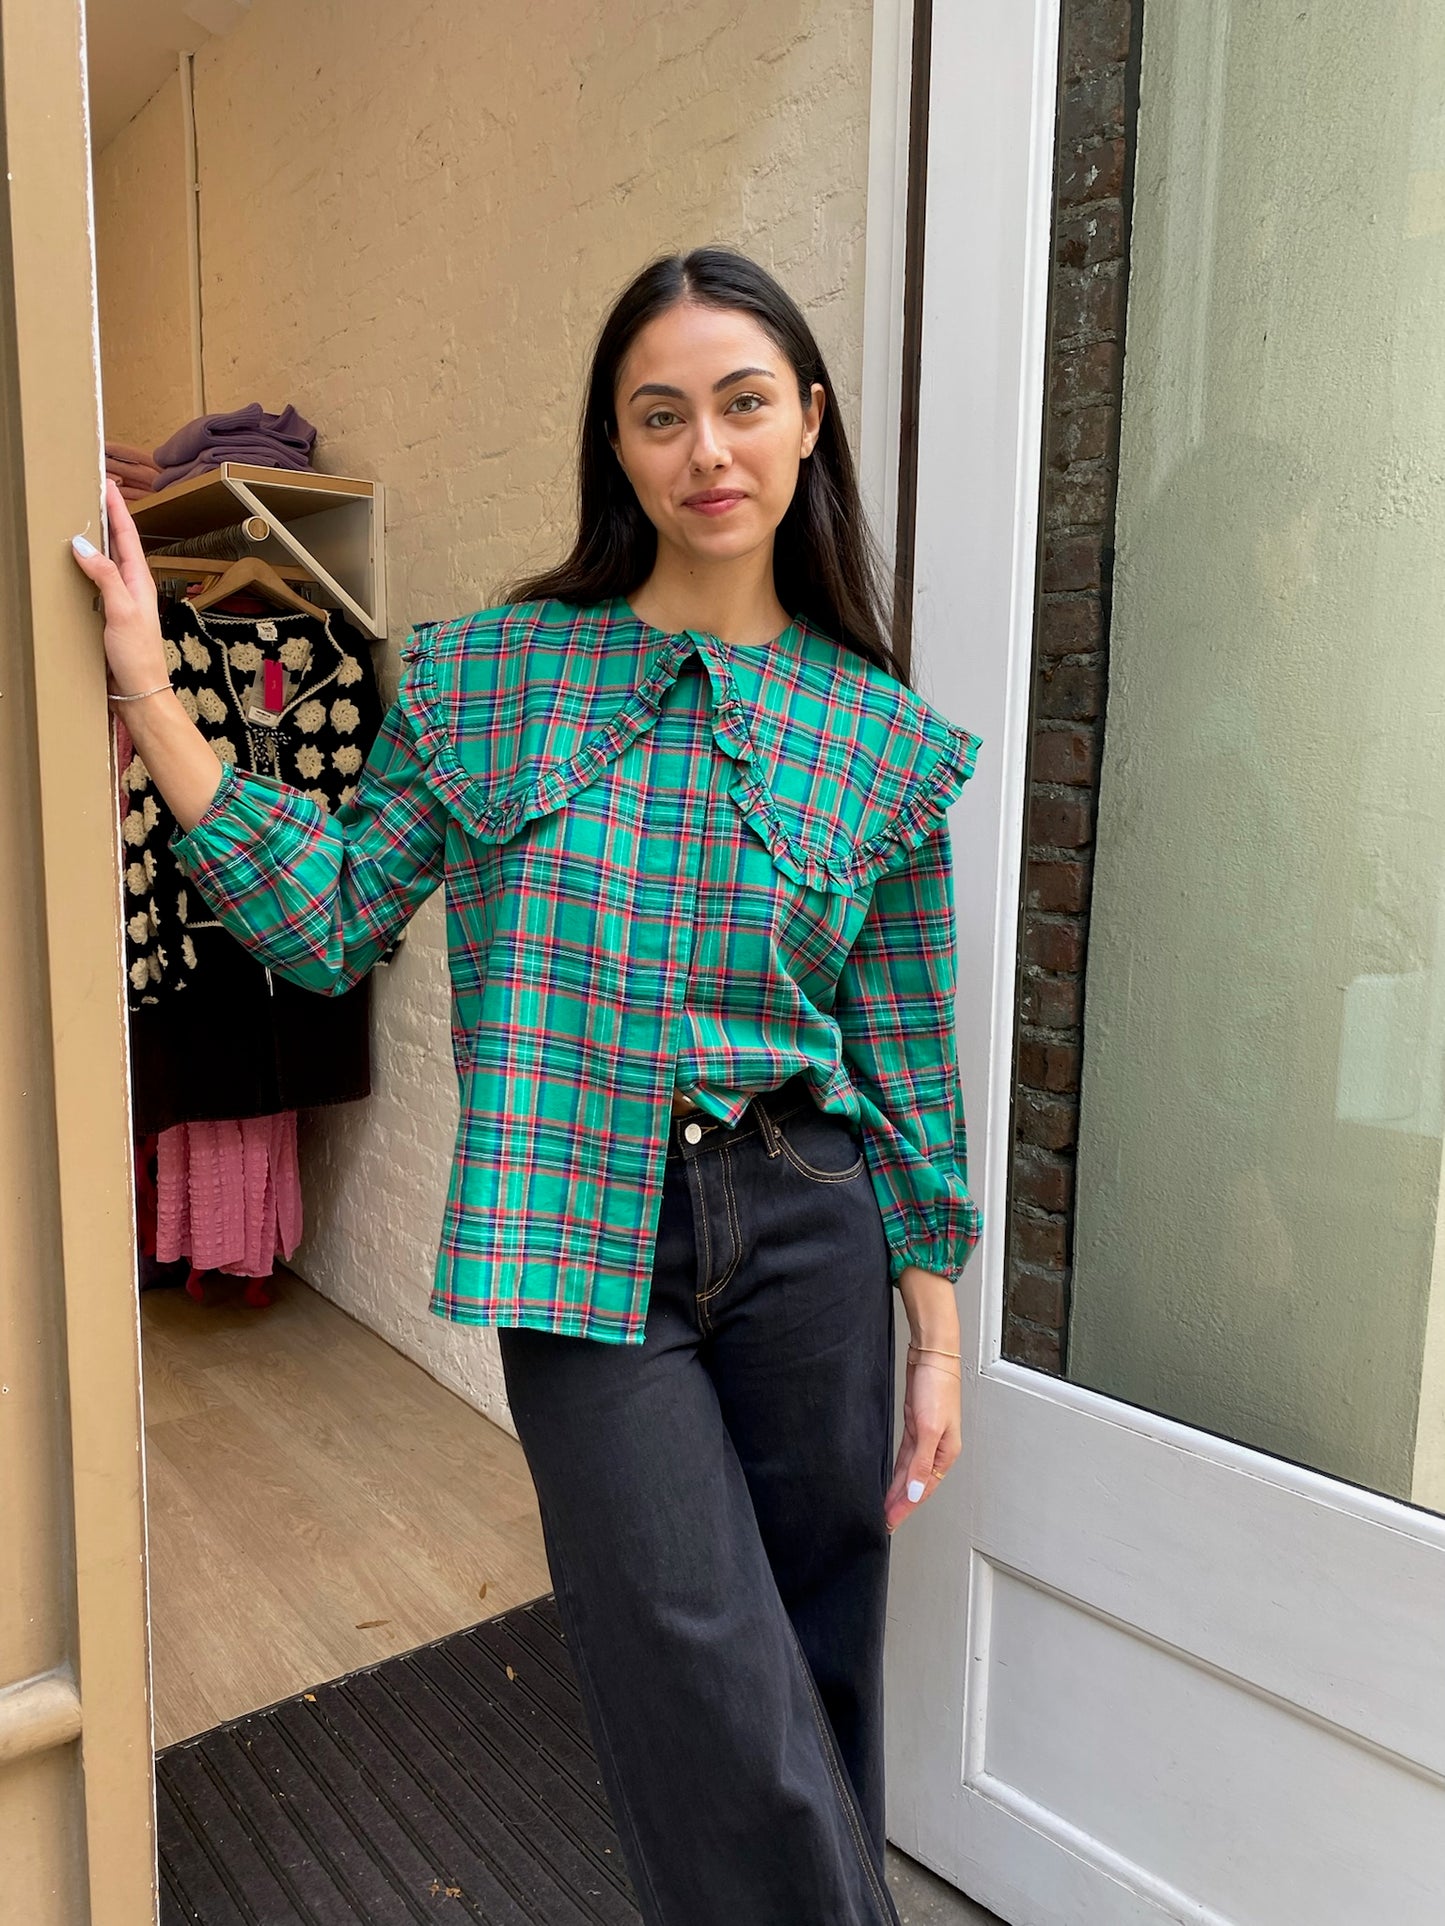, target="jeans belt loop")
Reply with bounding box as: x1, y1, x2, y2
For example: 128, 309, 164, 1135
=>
753, 1092, 783, 1158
